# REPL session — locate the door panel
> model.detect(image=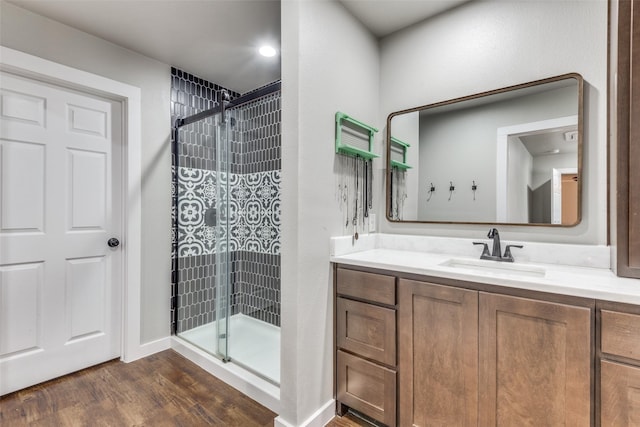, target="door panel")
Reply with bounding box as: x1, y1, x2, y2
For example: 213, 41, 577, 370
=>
68, 149, 107, 229
67, 104, 107, 137
66, 256, 107, 341
1, 141, 45, 232
0, 88, 45, 126
0, 71, 122, 395
0, 263, 43, 356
